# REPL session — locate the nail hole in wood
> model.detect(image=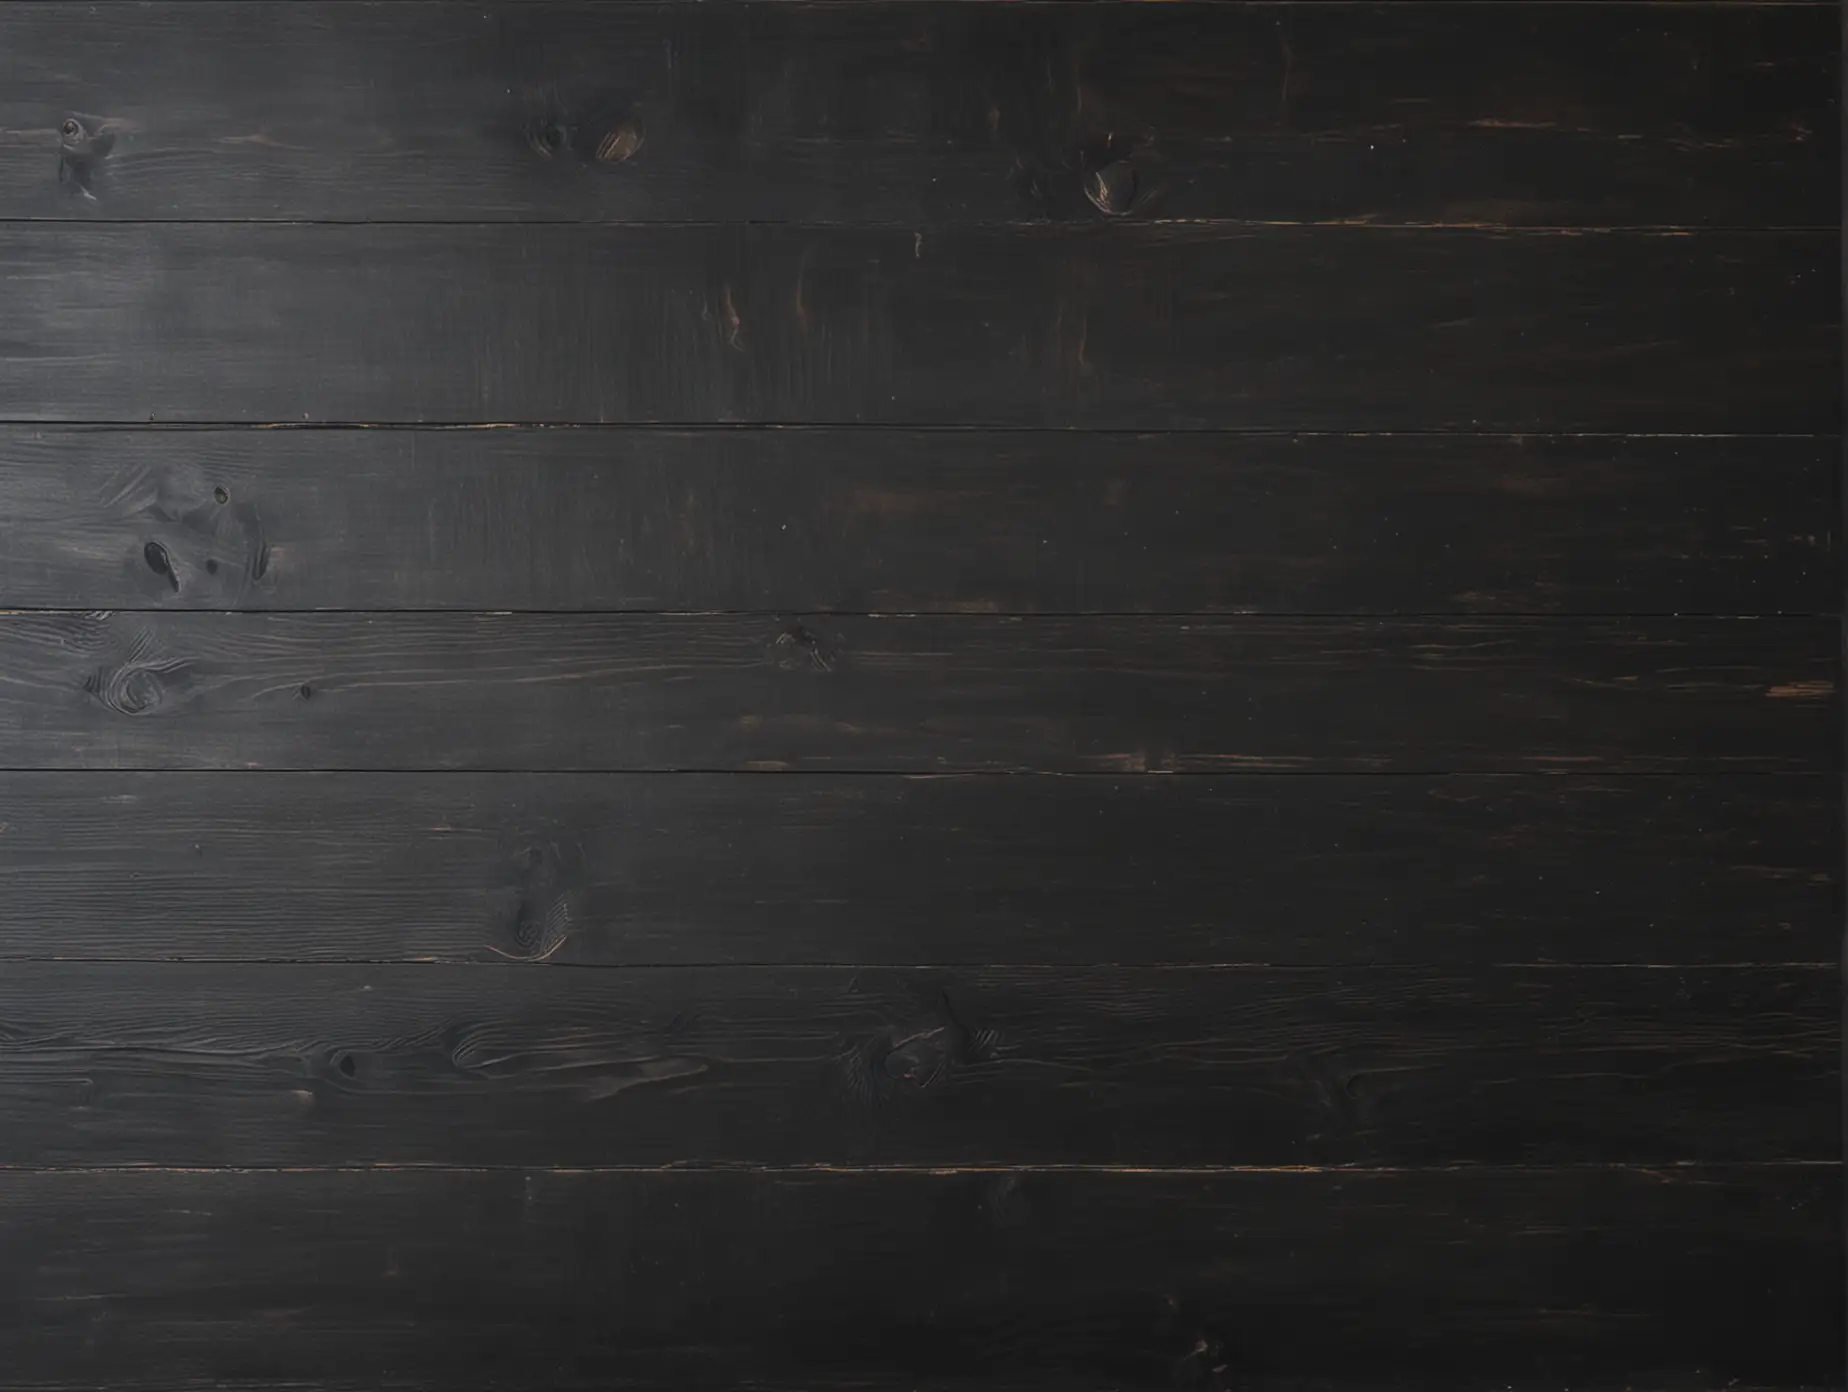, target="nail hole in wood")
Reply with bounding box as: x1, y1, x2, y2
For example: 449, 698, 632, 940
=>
204, 558, 219, 575
213, 485, 230, 504
298, 682, 314, 700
